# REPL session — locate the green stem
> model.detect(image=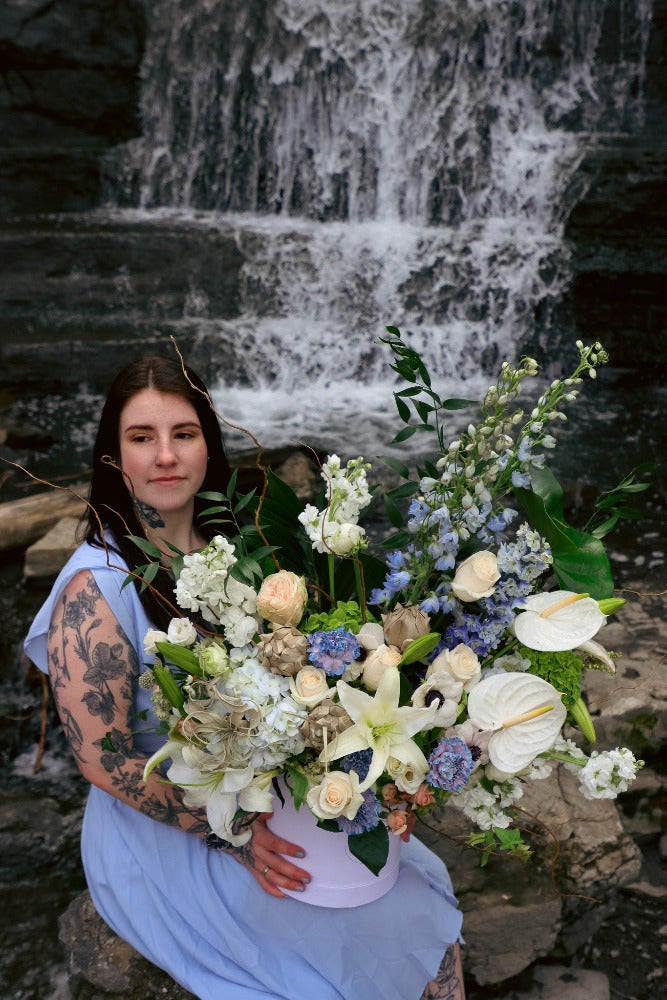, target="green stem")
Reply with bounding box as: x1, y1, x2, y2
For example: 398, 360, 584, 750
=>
541, 750, 585, 767
353, 559, 367, 623
328, 553, 336, 607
